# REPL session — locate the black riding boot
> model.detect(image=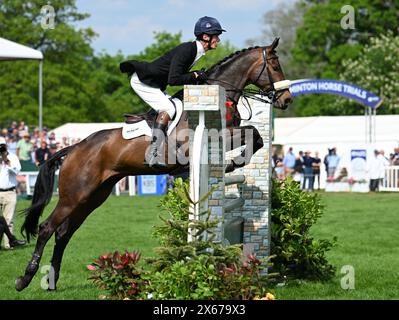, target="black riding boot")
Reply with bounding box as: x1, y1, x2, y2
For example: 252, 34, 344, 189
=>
148, 111, 170, 168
